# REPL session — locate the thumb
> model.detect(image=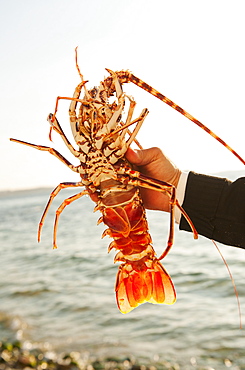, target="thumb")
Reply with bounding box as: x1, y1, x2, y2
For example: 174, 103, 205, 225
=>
126, 147, 156, 166
125, 147, 142, 165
